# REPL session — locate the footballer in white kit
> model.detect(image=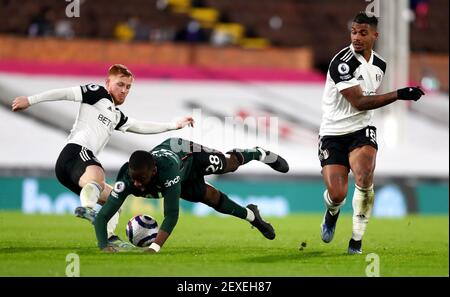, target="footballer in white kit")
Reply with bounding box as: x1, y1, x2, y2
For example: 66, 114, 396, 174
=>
317, 12, 424, 254
48, 82, 176, 195
318, 43, 386, 167
11, 64, 194, 249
